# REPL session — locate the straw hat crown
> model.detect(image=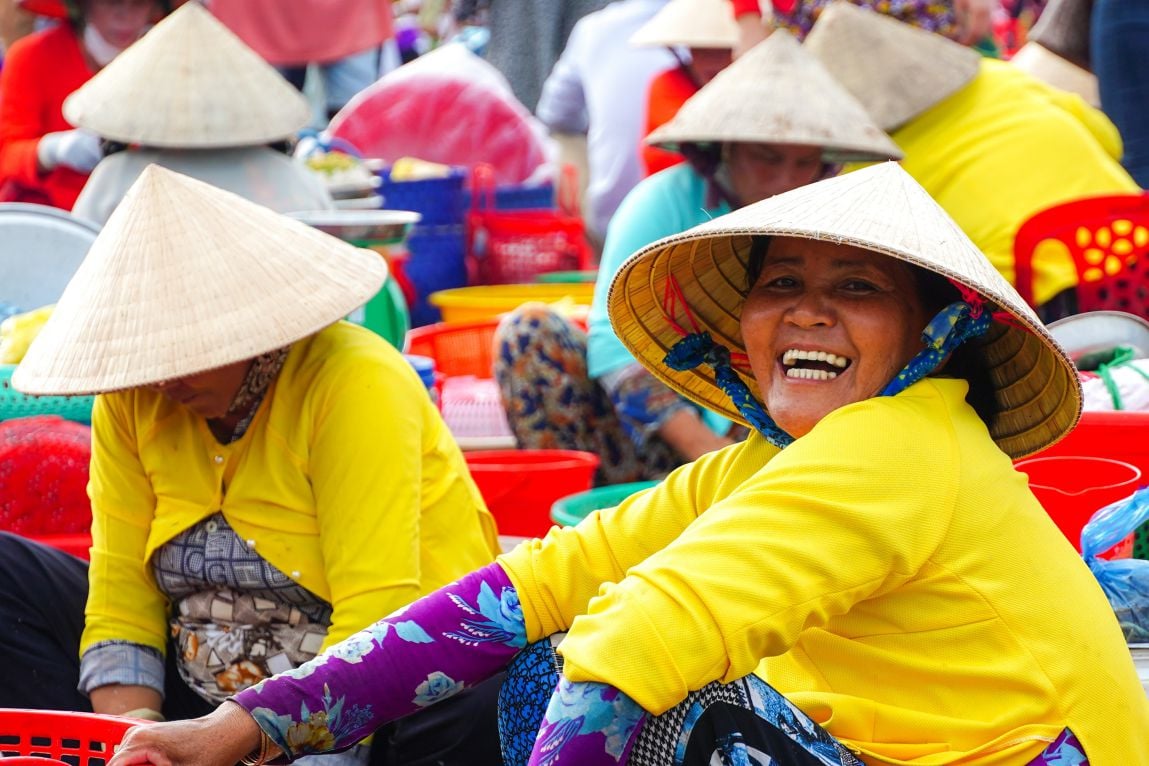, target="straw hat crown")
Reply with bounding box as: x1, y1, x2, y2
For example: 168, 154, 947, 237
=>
630, 0, 740, 49
63, 2, 311, 148
803, 1, 981, 132
12, 165, 387, 396
608, 162, 1081, 459
1010, 42, 1099, 107
647, 29, 903, 163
